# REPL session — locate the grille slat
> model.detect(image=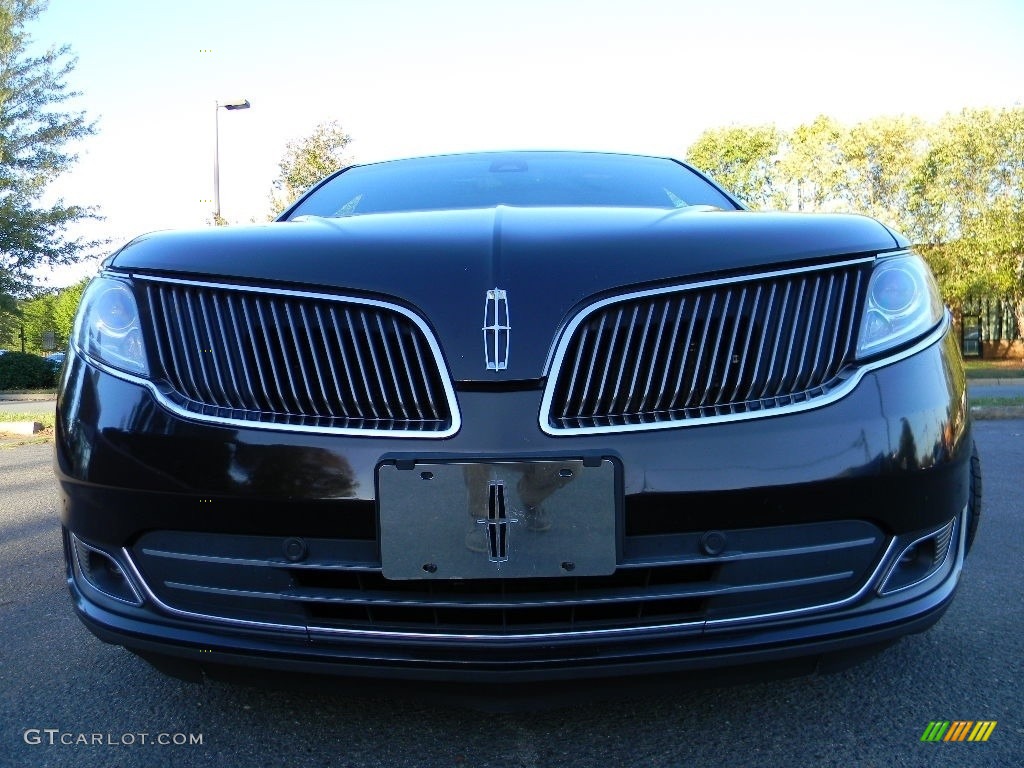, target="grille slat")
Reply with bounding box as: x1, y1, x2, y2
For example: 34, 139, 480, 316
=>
636, 300, 671, 414
356, 310, 392, 419
250, 296, 289, 413
408, 328, 441, 421
241, 295, 279, 413
376, 313, 408, 420
206, 289, 244, 407
758, 280, 791, 400
578, 314, 608, 417
726, 284, 760, 404
834, 271, 864, 379
147, 285, 184, 397
648, 296, 687, 414
162, 570, 856, 608
389, 316, 420, 421
283, 302, 319, 414
223, 293, 262, 412
802, 273, 834, 390
713, 287, 745, 407
590, 308, 622, 417
673, 293, 702, 408
327, 306, 363, 416
297, 303, 331, 415
791, 275, 820, 393
199, 290, 231, 406
546, 261, 868, 431
182, 290, 216, 405
170, 289, 202, 400
267, 299, 304, 413
608, 304, 640, 417
561, 324, 590, 414
141, 279, 454, 433
620, 304, 652, 415
776, 277, 806, 394
685, 292, 716, 407
701, 289, 732, 405
311, 304, 347, 413
743, 283, 776, 404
